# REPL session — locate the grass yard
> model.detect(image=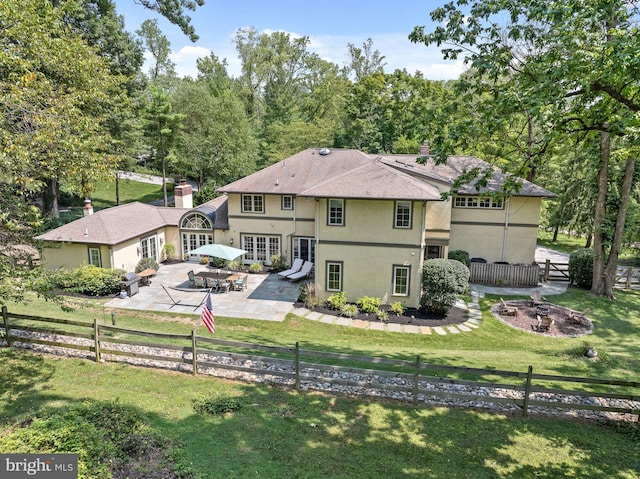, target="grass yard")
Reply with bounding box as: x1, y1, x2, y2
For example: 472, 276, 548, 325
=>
1, 349, 639, 479
538, 229, 640, 265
